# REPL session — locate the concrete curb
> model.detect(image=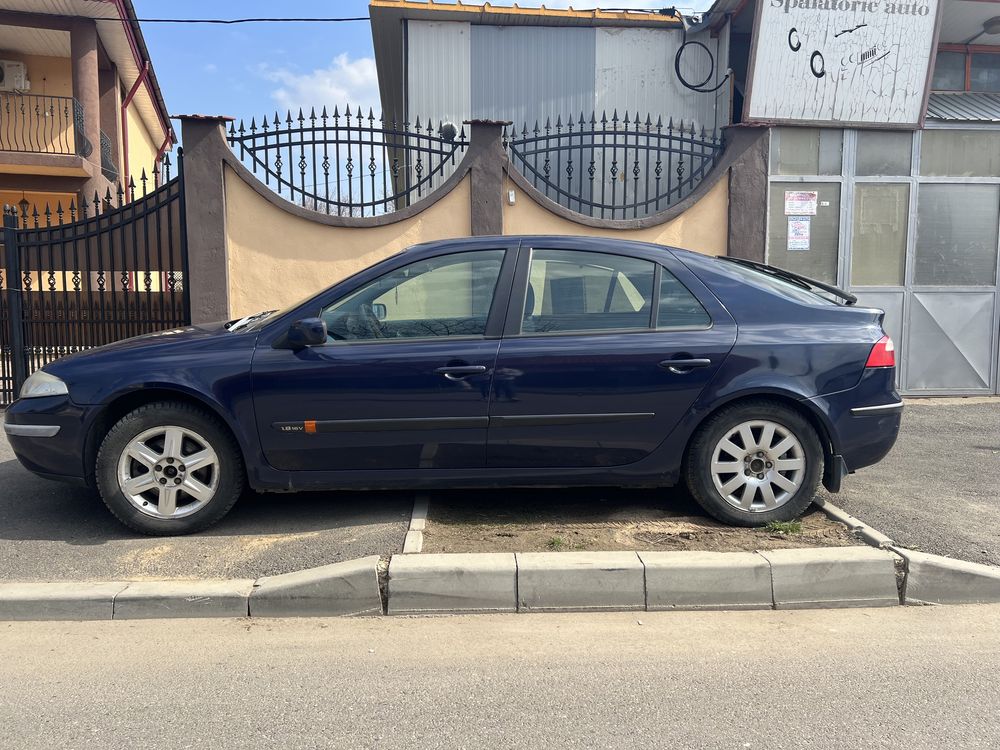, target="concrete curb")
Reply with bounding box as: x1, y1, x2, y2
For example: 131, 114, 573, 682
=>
758, 547, 900, 609
388, 553, 517, 614
891, 546, 1000, 605
402, 494, 428, 554
638, 551, 772, 611
3, 541, 998, 621
250, 556, 383, 617
814, 499, 896, 548
516, 551, 646, 612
